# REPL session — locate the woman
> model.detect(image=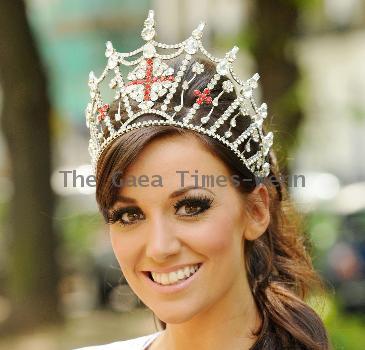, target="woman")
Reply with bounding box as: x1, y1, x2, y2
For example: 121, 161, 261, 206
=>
77, 10, 329, 350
